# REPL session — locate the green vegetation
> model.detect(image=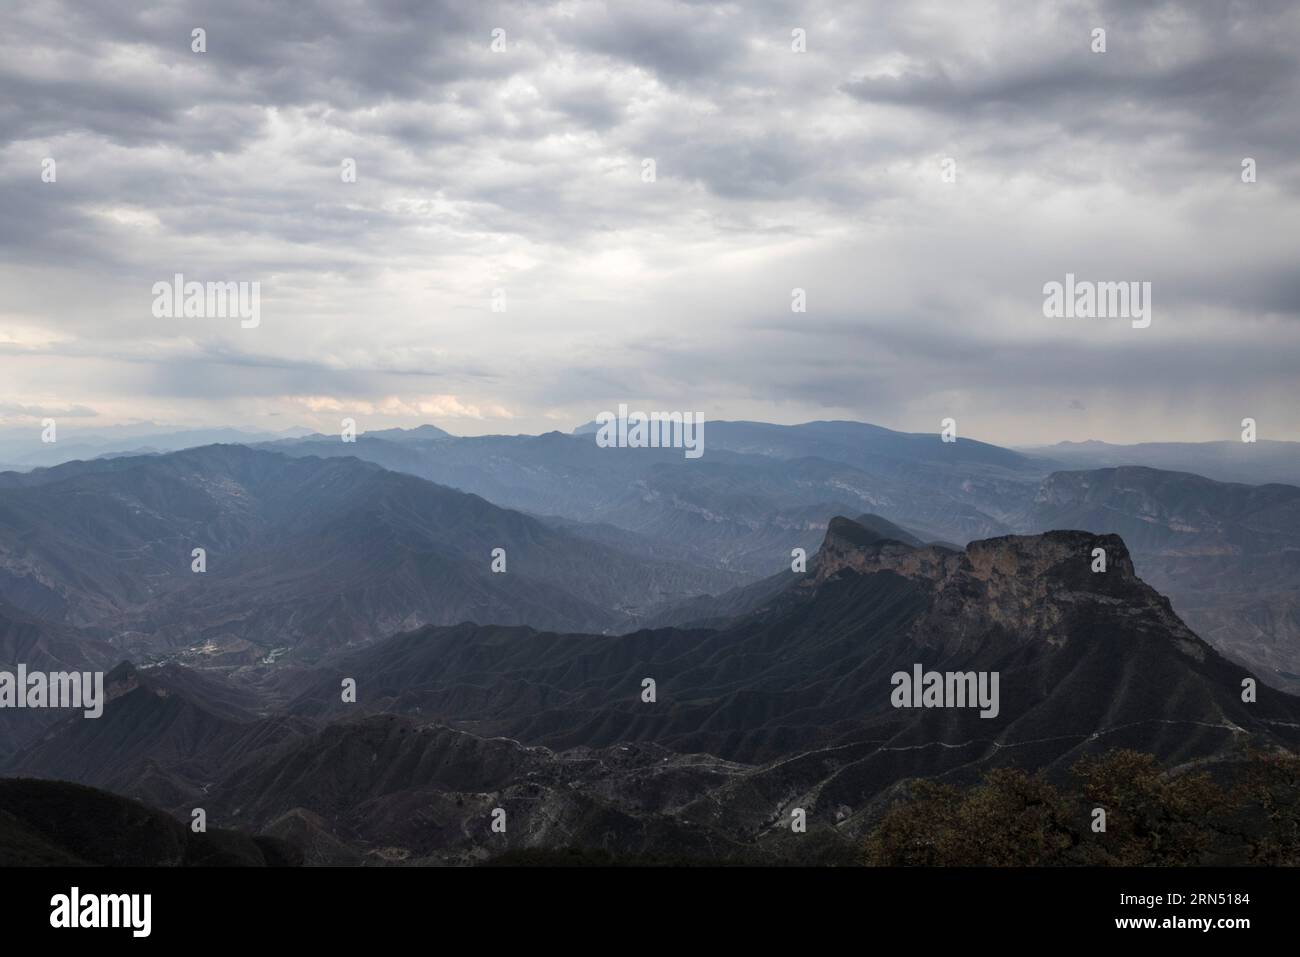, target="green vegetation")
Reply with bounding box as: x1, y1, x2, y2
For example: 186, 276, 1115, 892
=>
863, 748, 1300, 866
